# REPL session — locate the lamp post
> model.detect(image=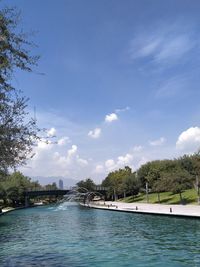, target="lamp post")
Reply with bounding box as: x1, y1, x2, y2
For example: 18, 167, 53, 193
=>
146, 182, 149, 203
196, 175, 200, 205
